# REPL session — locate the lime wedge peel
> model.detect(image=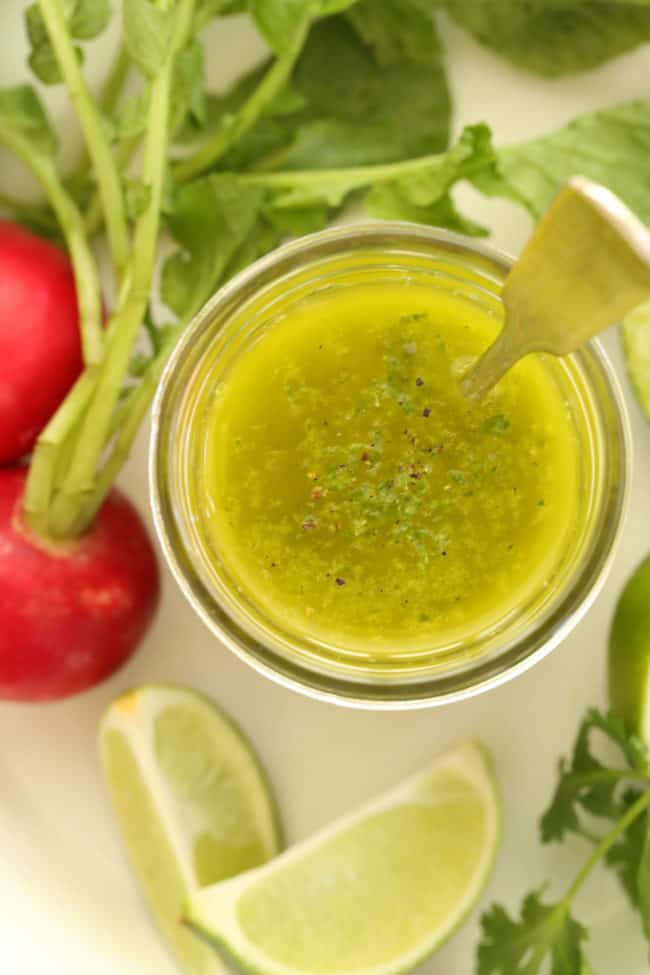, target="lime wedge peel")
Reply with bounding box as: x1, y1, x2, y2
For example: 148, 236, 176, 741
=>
99, 683, 282, 975
622, 301, 650, 422
186, 741, 501, 975
609, 556, 650, 742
